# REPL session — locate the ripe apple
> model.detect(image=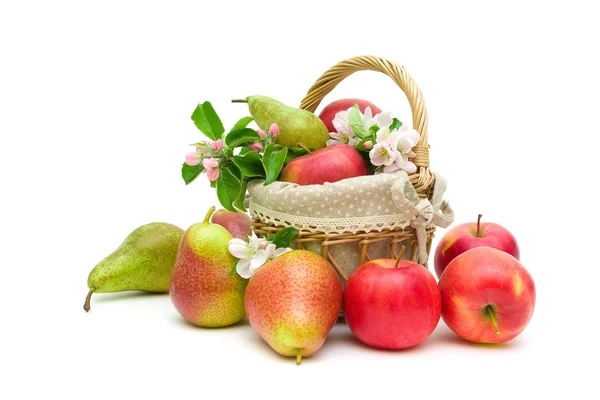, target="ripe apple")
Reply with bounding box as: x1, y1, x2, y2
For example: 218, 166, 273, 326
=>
438, 246, 535, 344
280, 143, 369, 185
343, 257, 441, 350
434, 214, 520, 279
319, 99, 382, 133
